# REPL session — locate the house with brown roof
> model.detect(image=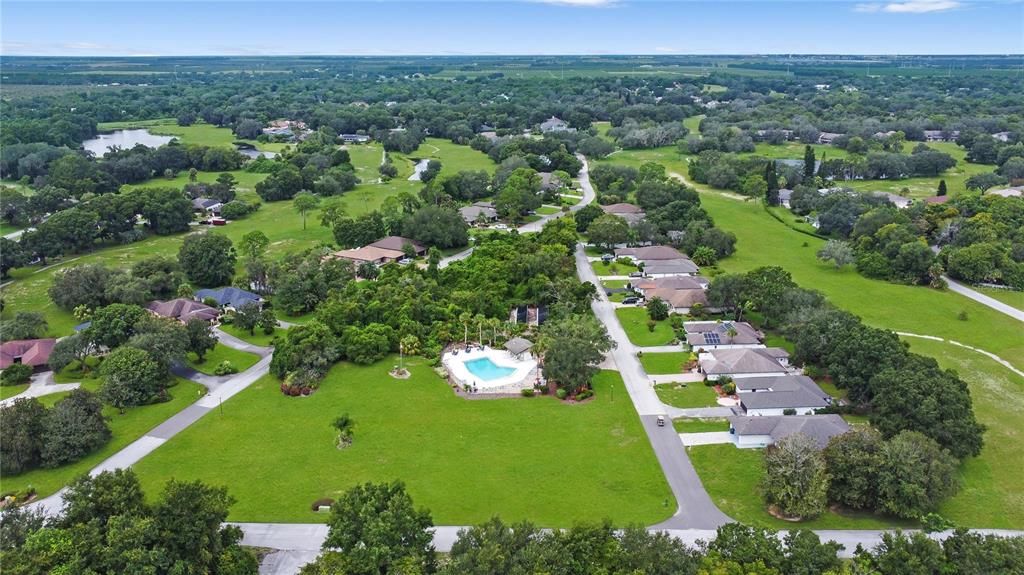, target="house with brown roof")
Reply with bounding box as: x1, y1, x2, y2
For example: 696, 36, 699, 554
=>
147, 299, 220, 323
630, 276, 710, 313
0, 339, 57, 371
368, 236, 427, 257
331, 245, 405, 265
601, 203, 646, 226
614, 245, 686, 263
